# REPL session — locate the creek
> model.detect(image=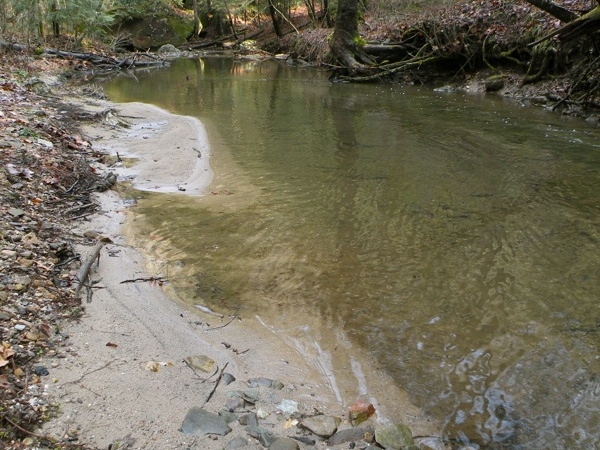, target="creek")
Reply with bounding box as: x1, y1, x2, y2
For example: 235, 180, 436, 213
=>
102, 57, 600, 448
